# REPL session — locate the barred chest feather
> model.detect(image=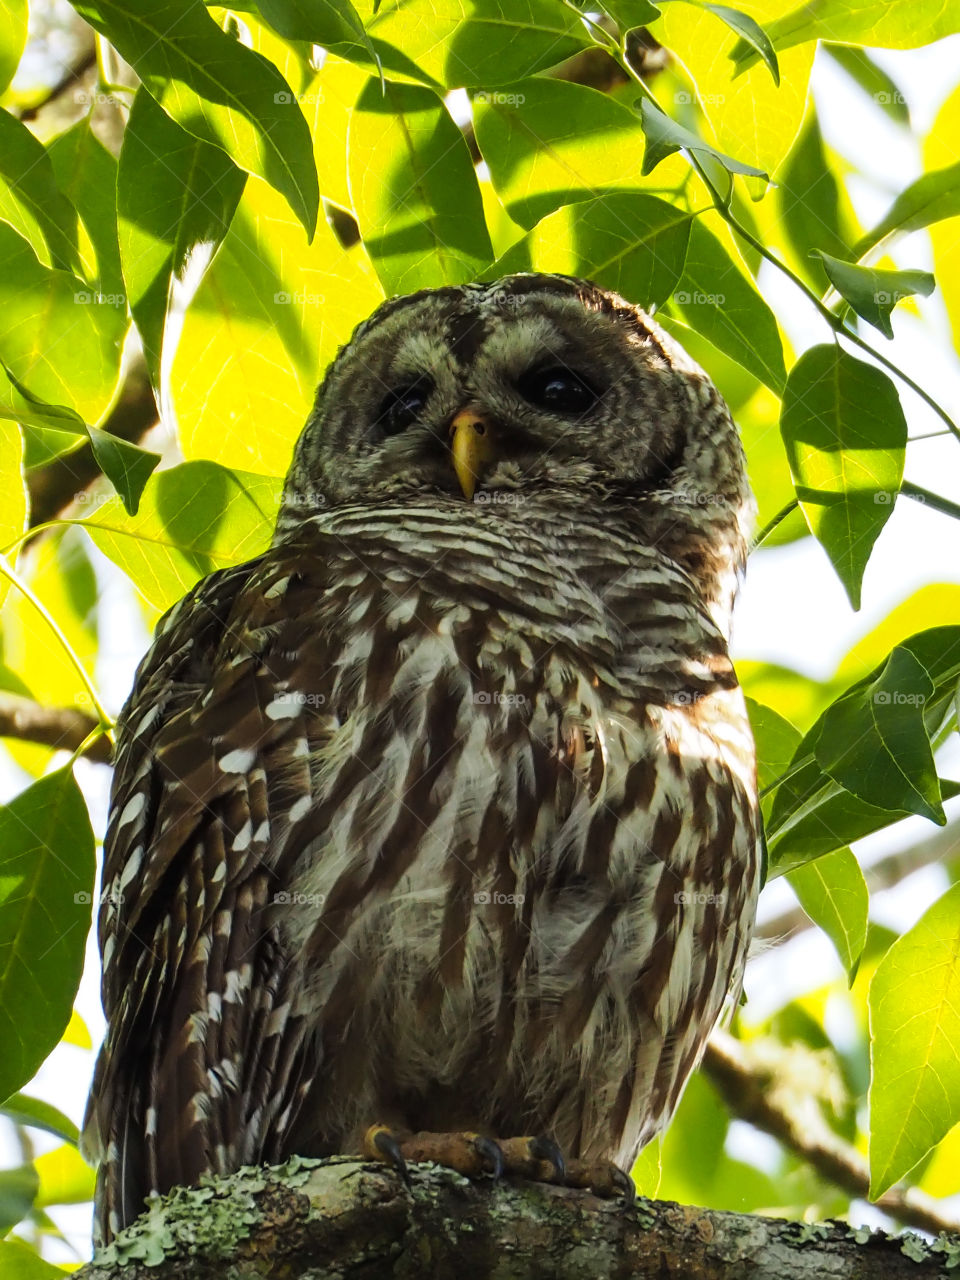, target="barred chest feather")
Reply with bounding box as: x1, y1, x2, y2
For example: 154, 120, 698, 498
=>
231, 502, 763, 1165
